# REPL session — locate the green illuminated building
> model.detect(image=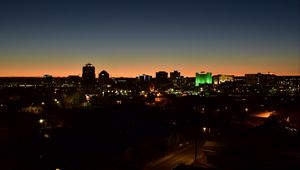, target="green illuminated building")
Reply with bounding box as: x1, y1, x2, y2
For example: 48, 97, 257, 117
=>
195, 72, 212, 86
